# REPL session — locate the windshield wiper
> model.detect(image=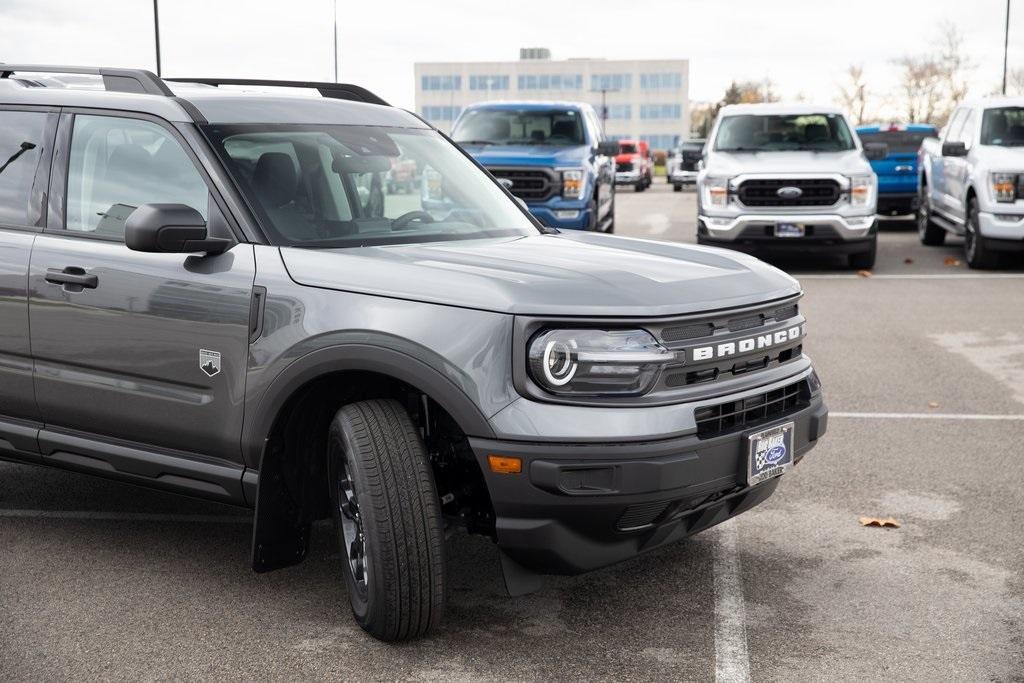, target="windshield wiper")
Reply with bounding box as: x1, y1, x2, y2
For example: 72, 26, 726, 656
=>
455, 139, 496, 146
718, 146, 763, 153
